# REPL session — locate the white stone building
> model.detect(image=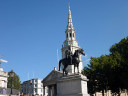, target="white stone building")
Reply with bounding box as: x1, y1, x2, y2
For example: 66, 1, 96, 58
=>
21, 78, 44, 96
0, 68, 8, 95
